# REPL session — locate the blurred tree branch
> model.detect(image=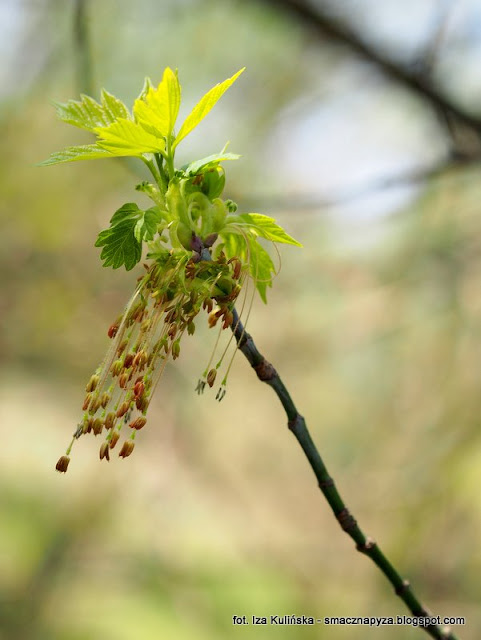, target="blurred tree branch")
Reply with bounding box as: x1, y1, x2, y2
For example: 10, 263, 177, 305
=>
230, 309, 458, 640
256, 0, 481, 154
